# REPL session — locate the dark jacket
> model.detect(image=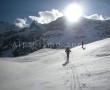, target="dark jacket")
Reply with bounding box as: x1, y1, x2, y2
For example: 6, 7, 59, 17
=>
65, 47, 71, 54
